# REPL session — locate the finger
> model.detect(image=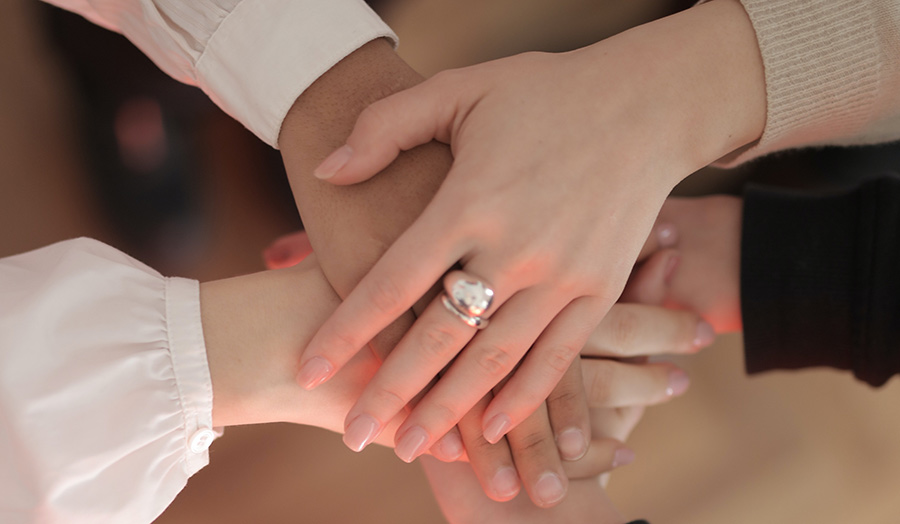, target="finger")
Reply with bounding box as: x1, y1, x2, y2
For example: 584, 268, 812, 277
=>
263, 230, 313, 269
591, 406, 646, 443
456, 393, 521, 502
313, 71, 467, 184
581, 359, 690, 408
505, 403, 568, 508
545, 359, 591, 462
585, 303, 715, 358
342, 270, 522, 456
560, 437, 635, 480
484, 297, 603, 447
635, 221, 678, 262
393, 287, 570, 458
430, 426, 466, 463
622, 247, 680, 305
296, 205, 465, 390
